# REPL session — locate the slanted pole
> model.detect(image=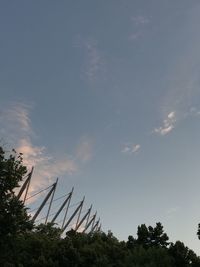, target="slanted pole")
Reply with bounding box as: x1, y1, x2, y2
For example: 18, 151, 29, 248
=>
17, 167, 34, 201
75, 205, 92, 232
84, 204, 92, 229
97, 223, 101, 232
61, 197, 84, 233
45, 178, 58, 224
61, 187, 74, 229
51, 187, 74, 224
94, 218, 100, 231
75, 196, 85, 230
31, 181, 57, 223
82, 212, 96, 233
91, 211, 97, 230
23, 167, 34, 203
90, 218, 100, 233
